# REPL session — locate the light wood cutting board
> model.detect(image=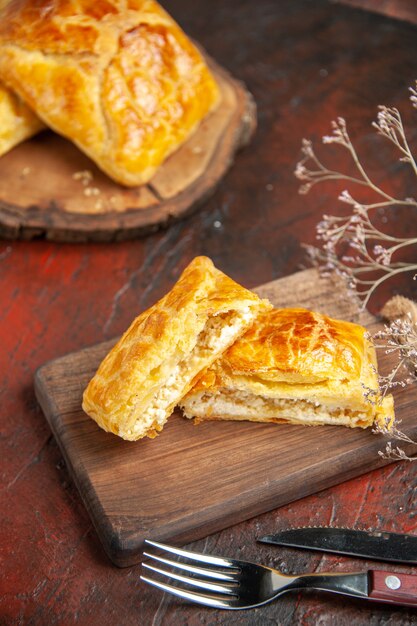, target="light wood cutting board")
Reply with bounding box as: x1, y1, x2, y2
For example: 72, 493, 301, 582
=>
34, 268, 417, 567
0, 55, 255, 242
